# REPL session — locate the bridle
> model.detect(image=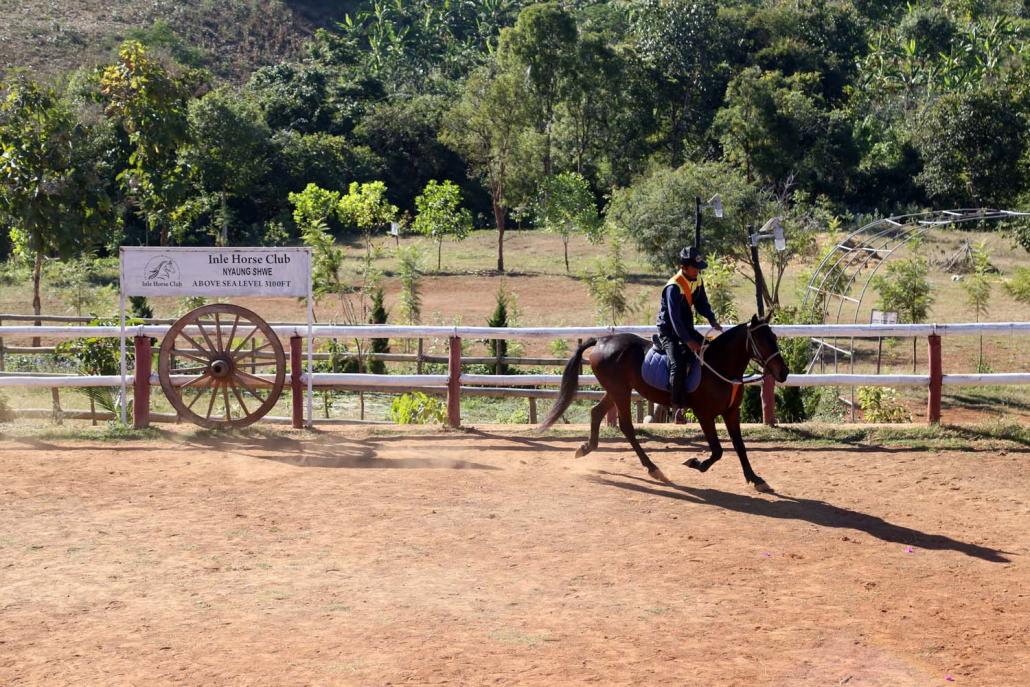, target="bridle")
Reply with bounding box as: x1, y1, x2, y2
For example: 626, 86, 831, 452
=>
697, 321, 782, 386
746, 321, 783, 373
